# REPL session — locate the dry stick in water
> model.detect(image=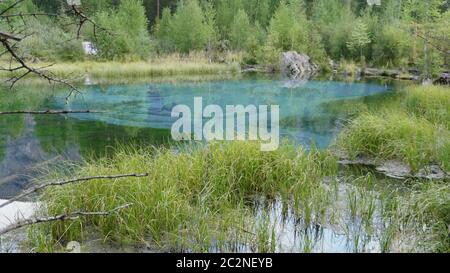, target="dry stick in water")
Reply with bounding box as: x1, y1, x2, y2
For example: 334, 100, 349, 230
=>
0, 203, 132, 236
0, 173, 149, 209
0, 110, 102, 115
